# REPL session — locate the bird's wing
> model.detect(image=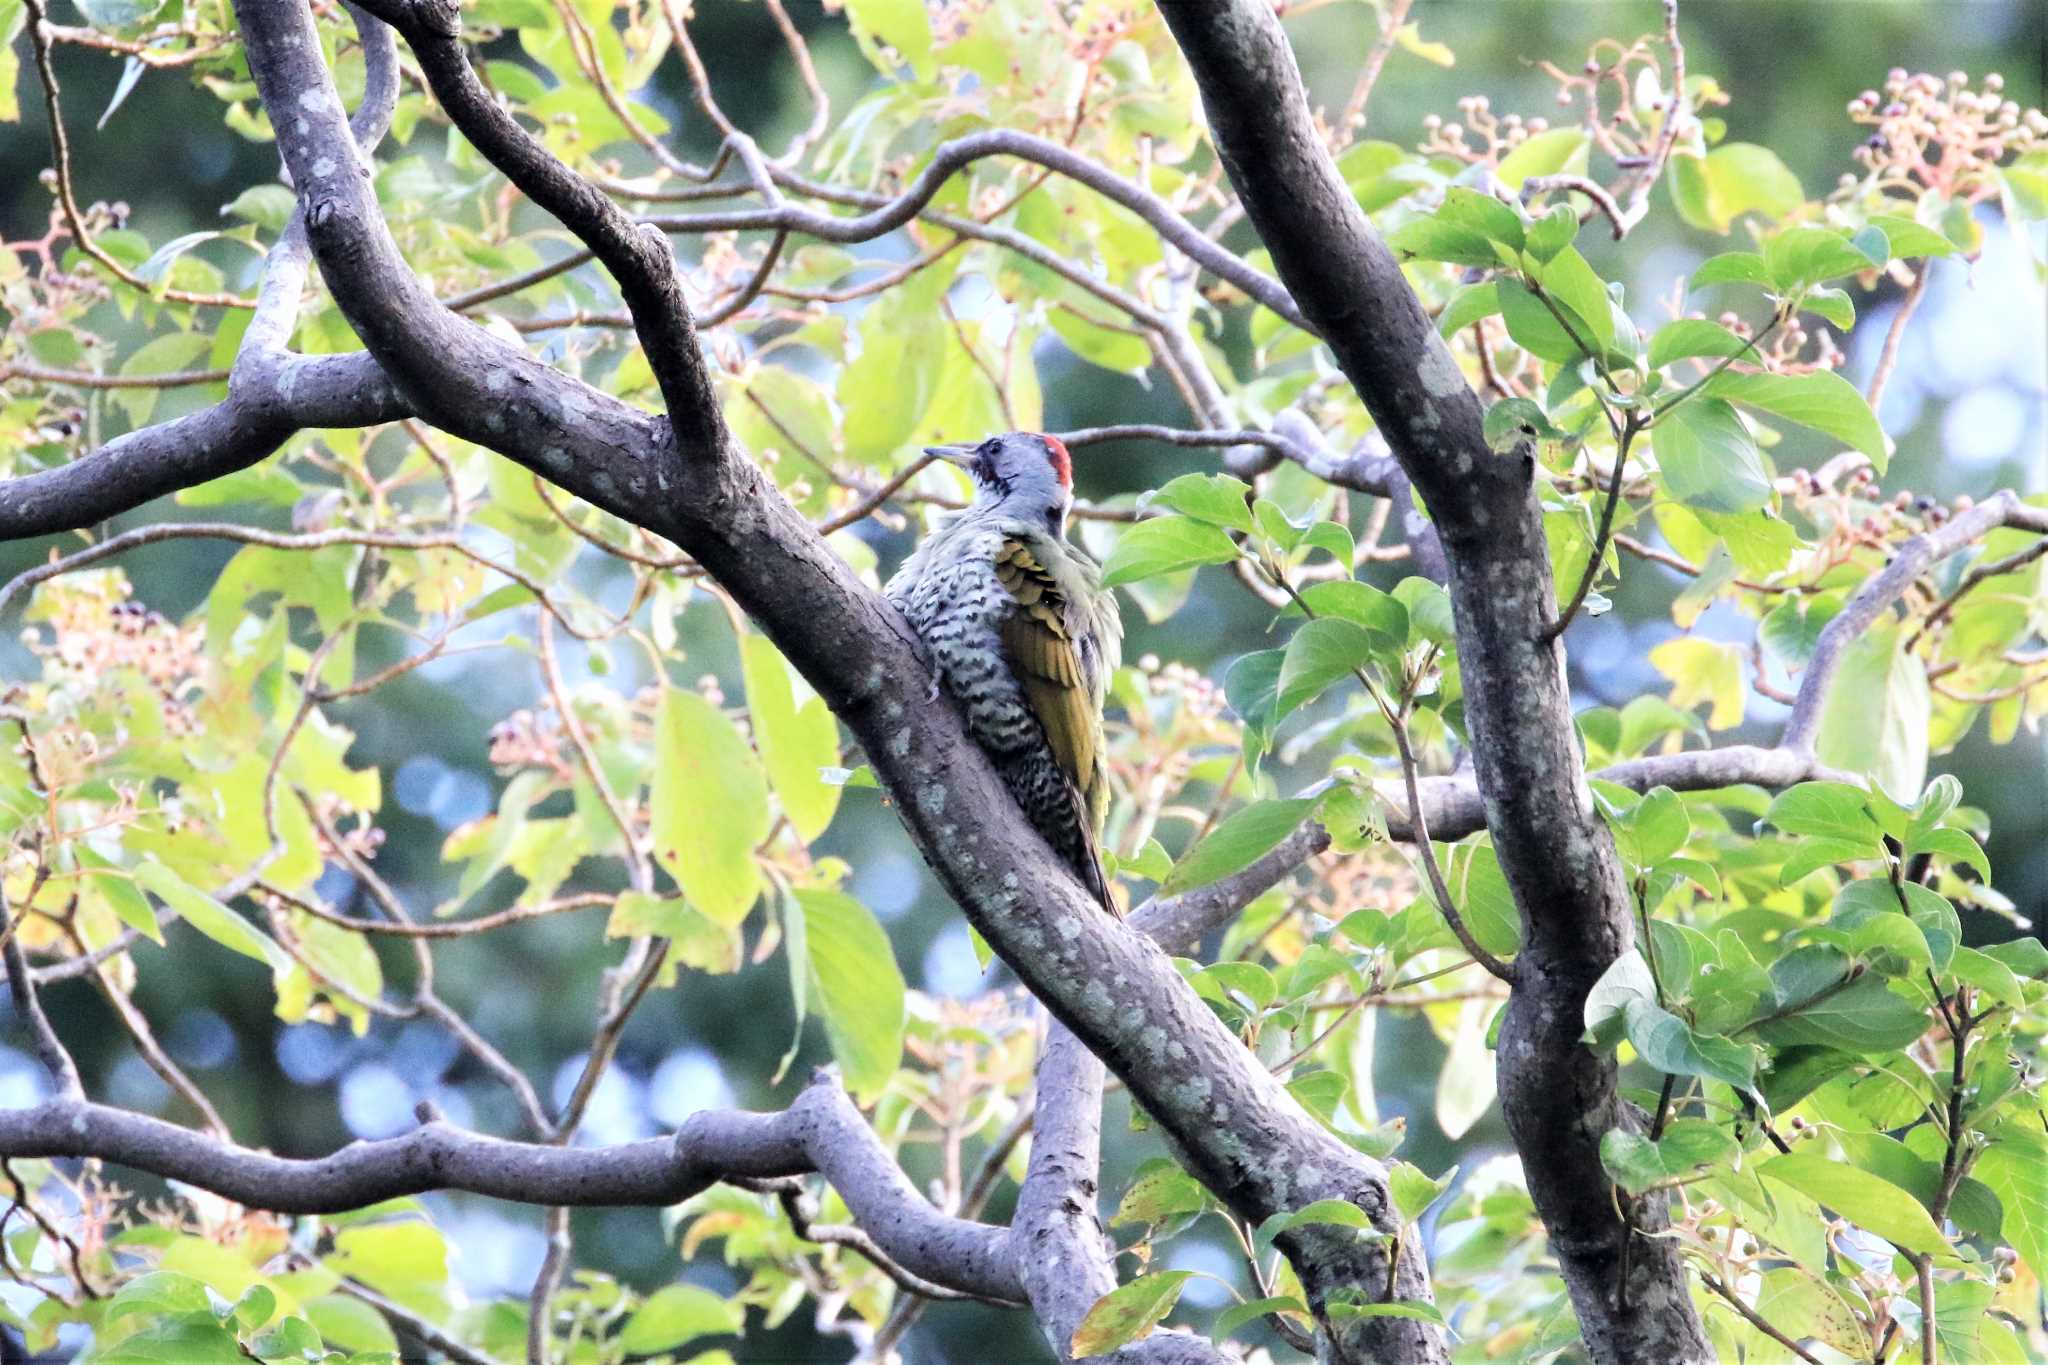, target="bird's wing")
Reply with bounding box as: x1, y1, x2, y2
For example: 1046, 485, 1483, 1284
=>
992, 537, 1118, 912
993, 538, 1097, 801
